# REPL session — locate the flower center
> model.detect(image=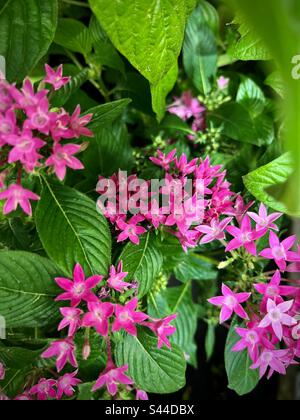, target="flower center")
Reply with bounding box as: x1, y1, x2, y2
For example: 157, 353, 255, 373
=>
72, 283, 86, 297
269, 308, 282, 322
0, 121, 12, 134
240, 232, 252, 243
272, 245, 286, 260
266, 286, 279, 297
224, 295, 237, 309
119, 310, 131, 322
246, 331, 259, 345
262, 351, 273, 363
18, 138, 33, 152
